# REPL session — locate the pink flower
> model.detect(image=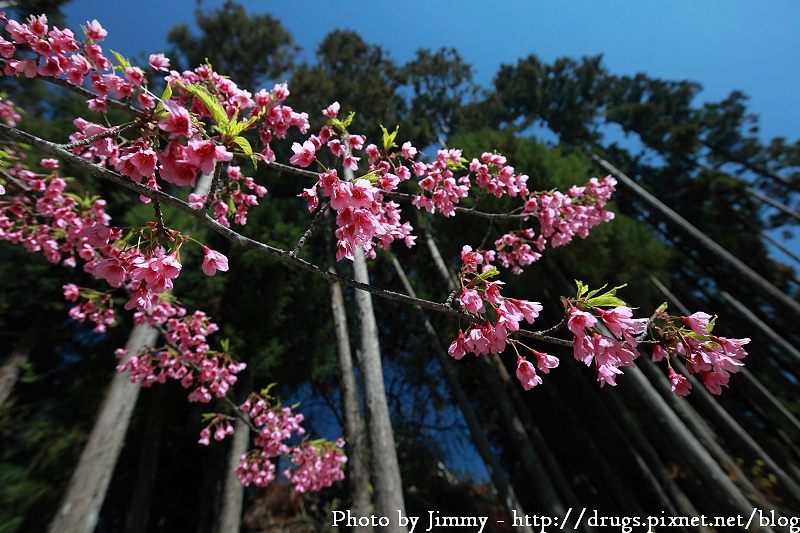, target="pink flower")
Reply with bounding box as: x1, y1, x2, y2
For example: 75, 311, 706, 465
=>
516, 355, 542, 390
681, 312, 712, 336
148, 53, 170, 71
85, 19, 107, 42
568, 307, 596, 337
186, 138, 233, 175
289, 140, 316, 168
159, 100, 194, 138
202, 246, 229, 276
63, 283, 80, 302
459, 288, 485, 314
448, 330, 467, 360
323, 101, 340, 118
669, 368, 692, 396
460, 245, 483, 272
533, 350, 559, 374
